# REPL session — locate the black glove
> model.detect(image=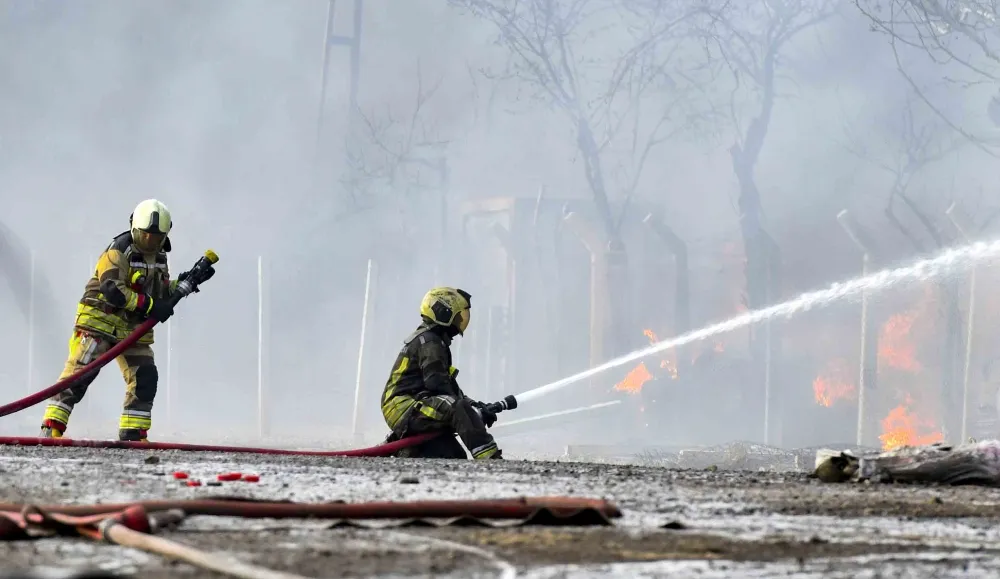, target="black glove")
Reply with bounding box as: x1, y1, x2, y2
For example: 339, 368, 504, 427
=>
143, 295, 174, 322
178, 265, 215, 292
476, 403, 498, 428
